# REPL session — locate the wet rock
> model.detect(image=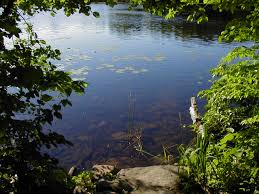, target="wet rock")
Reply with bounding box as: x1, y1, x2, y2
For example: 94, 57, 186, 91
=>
92, 165, 118, 180
73, 164, 182, 194
96, 179, 133, 193
117, 165, 182, 194
95, 165, 182, 194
